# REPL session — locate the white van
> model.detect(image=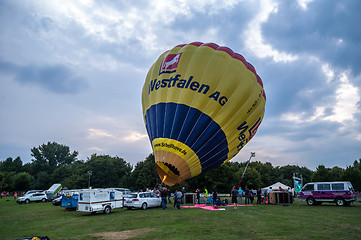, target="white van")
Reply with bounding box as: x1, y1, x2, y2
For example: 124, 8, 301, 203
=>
77, 188, 125, 214
298, 181, 356, 206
